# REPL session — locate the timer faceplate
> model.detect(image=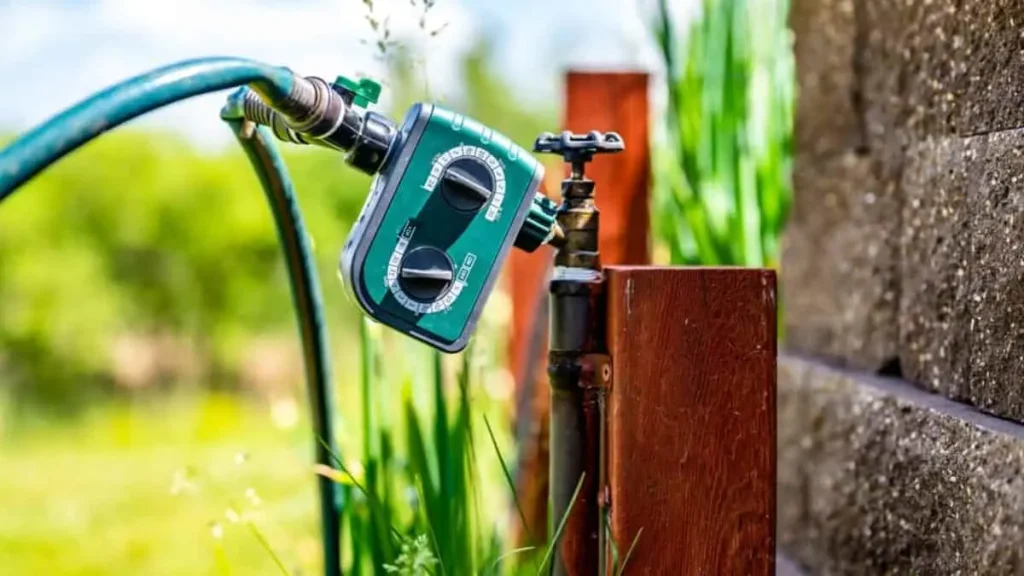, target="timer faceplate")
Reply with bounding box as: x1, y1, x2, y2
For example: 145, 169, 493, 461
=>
340, 103, 544, 352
